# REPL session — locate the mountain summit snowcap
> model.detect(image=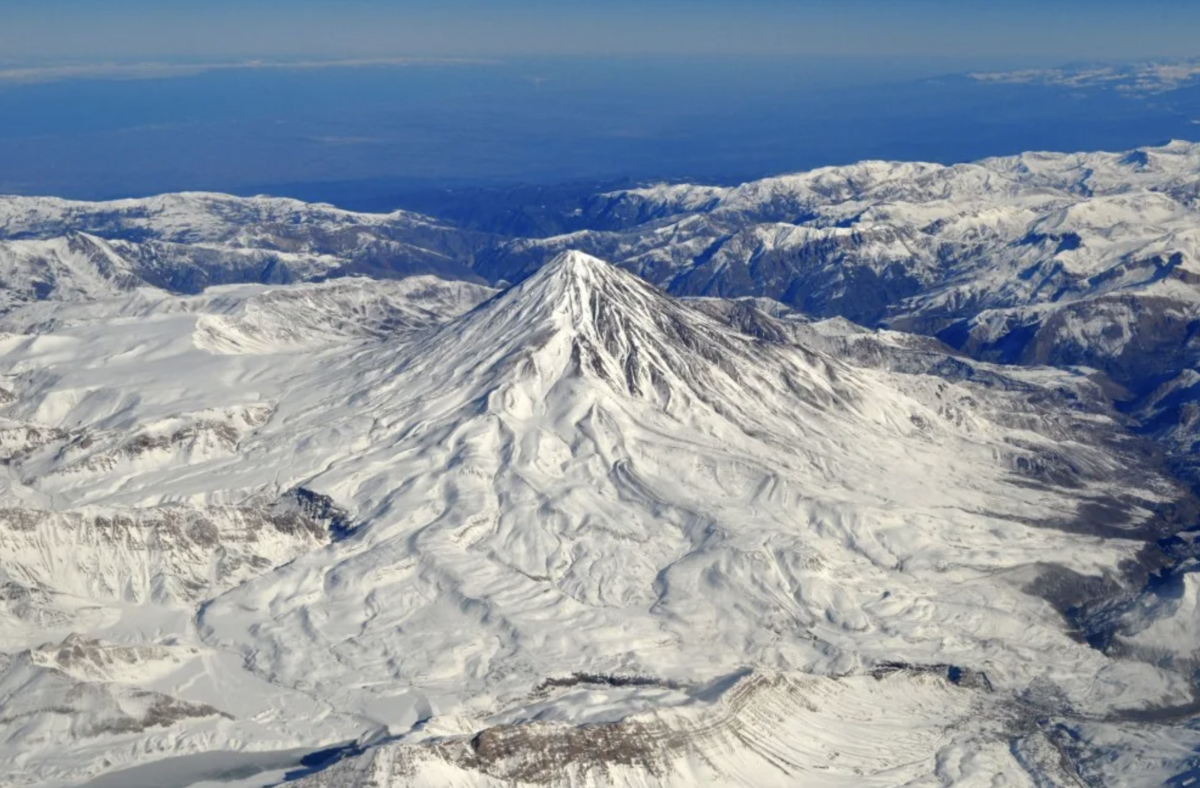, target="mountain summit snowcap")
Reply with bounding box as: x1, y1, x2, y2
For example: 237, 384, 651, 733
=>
498, 249, 636, 319
443, 248, 680, 342
536, 249, 615, 279
401, 248, 850, 421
